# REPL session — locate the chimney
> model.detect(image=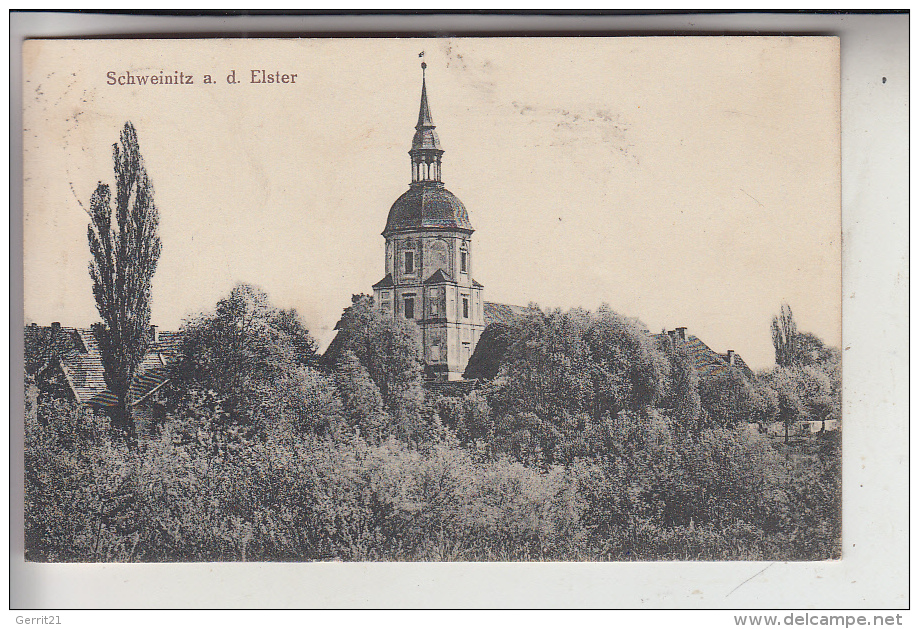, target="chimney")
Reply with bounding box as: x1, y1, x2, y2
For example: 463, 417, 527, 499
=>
51, 322, 61, 330
675, 327, 686, 341
726, 349, 735, 365
149, 324, 158, 343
